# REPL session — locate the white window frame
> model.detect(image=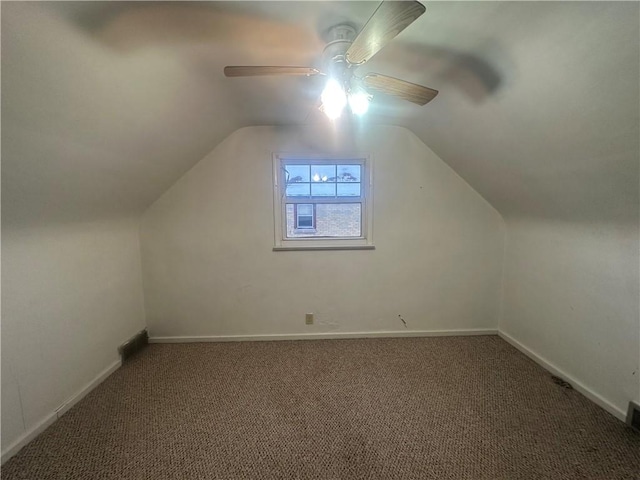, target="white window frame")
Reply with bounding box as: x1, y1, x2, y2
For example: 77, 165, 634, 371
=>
294, 203, 316, 231
273, 153, 374, 251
